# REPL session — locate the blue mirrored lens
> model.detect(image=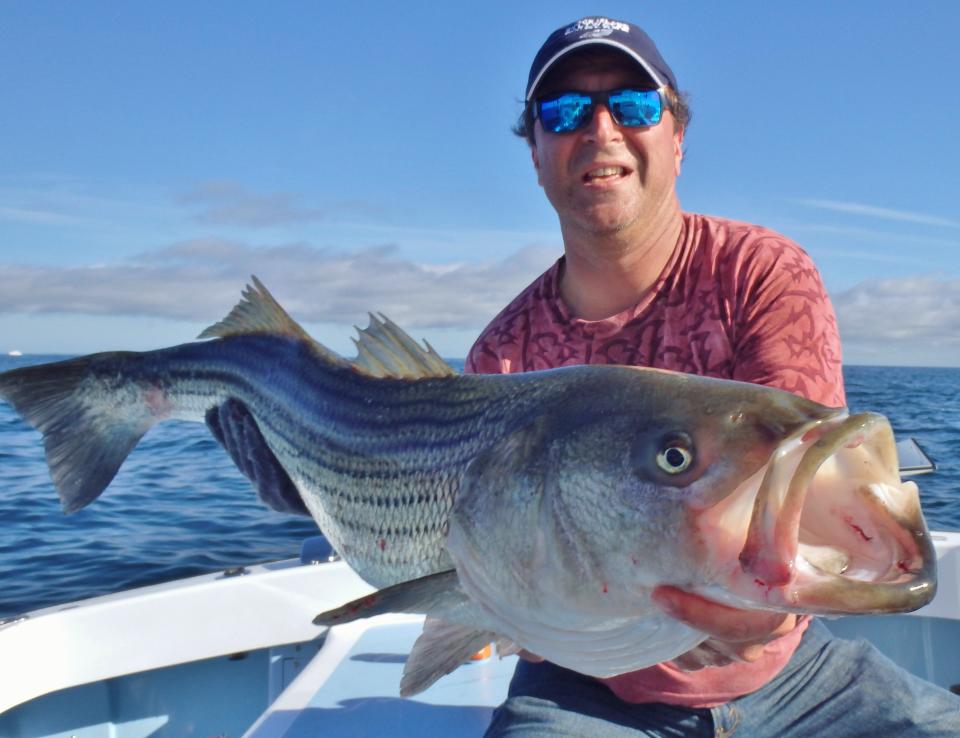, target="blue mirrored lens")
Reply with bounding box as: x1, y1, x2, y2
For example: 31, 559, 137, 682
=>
537, 89, 664, 133
538, 92, 594, 133
608, 89, 662, 126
